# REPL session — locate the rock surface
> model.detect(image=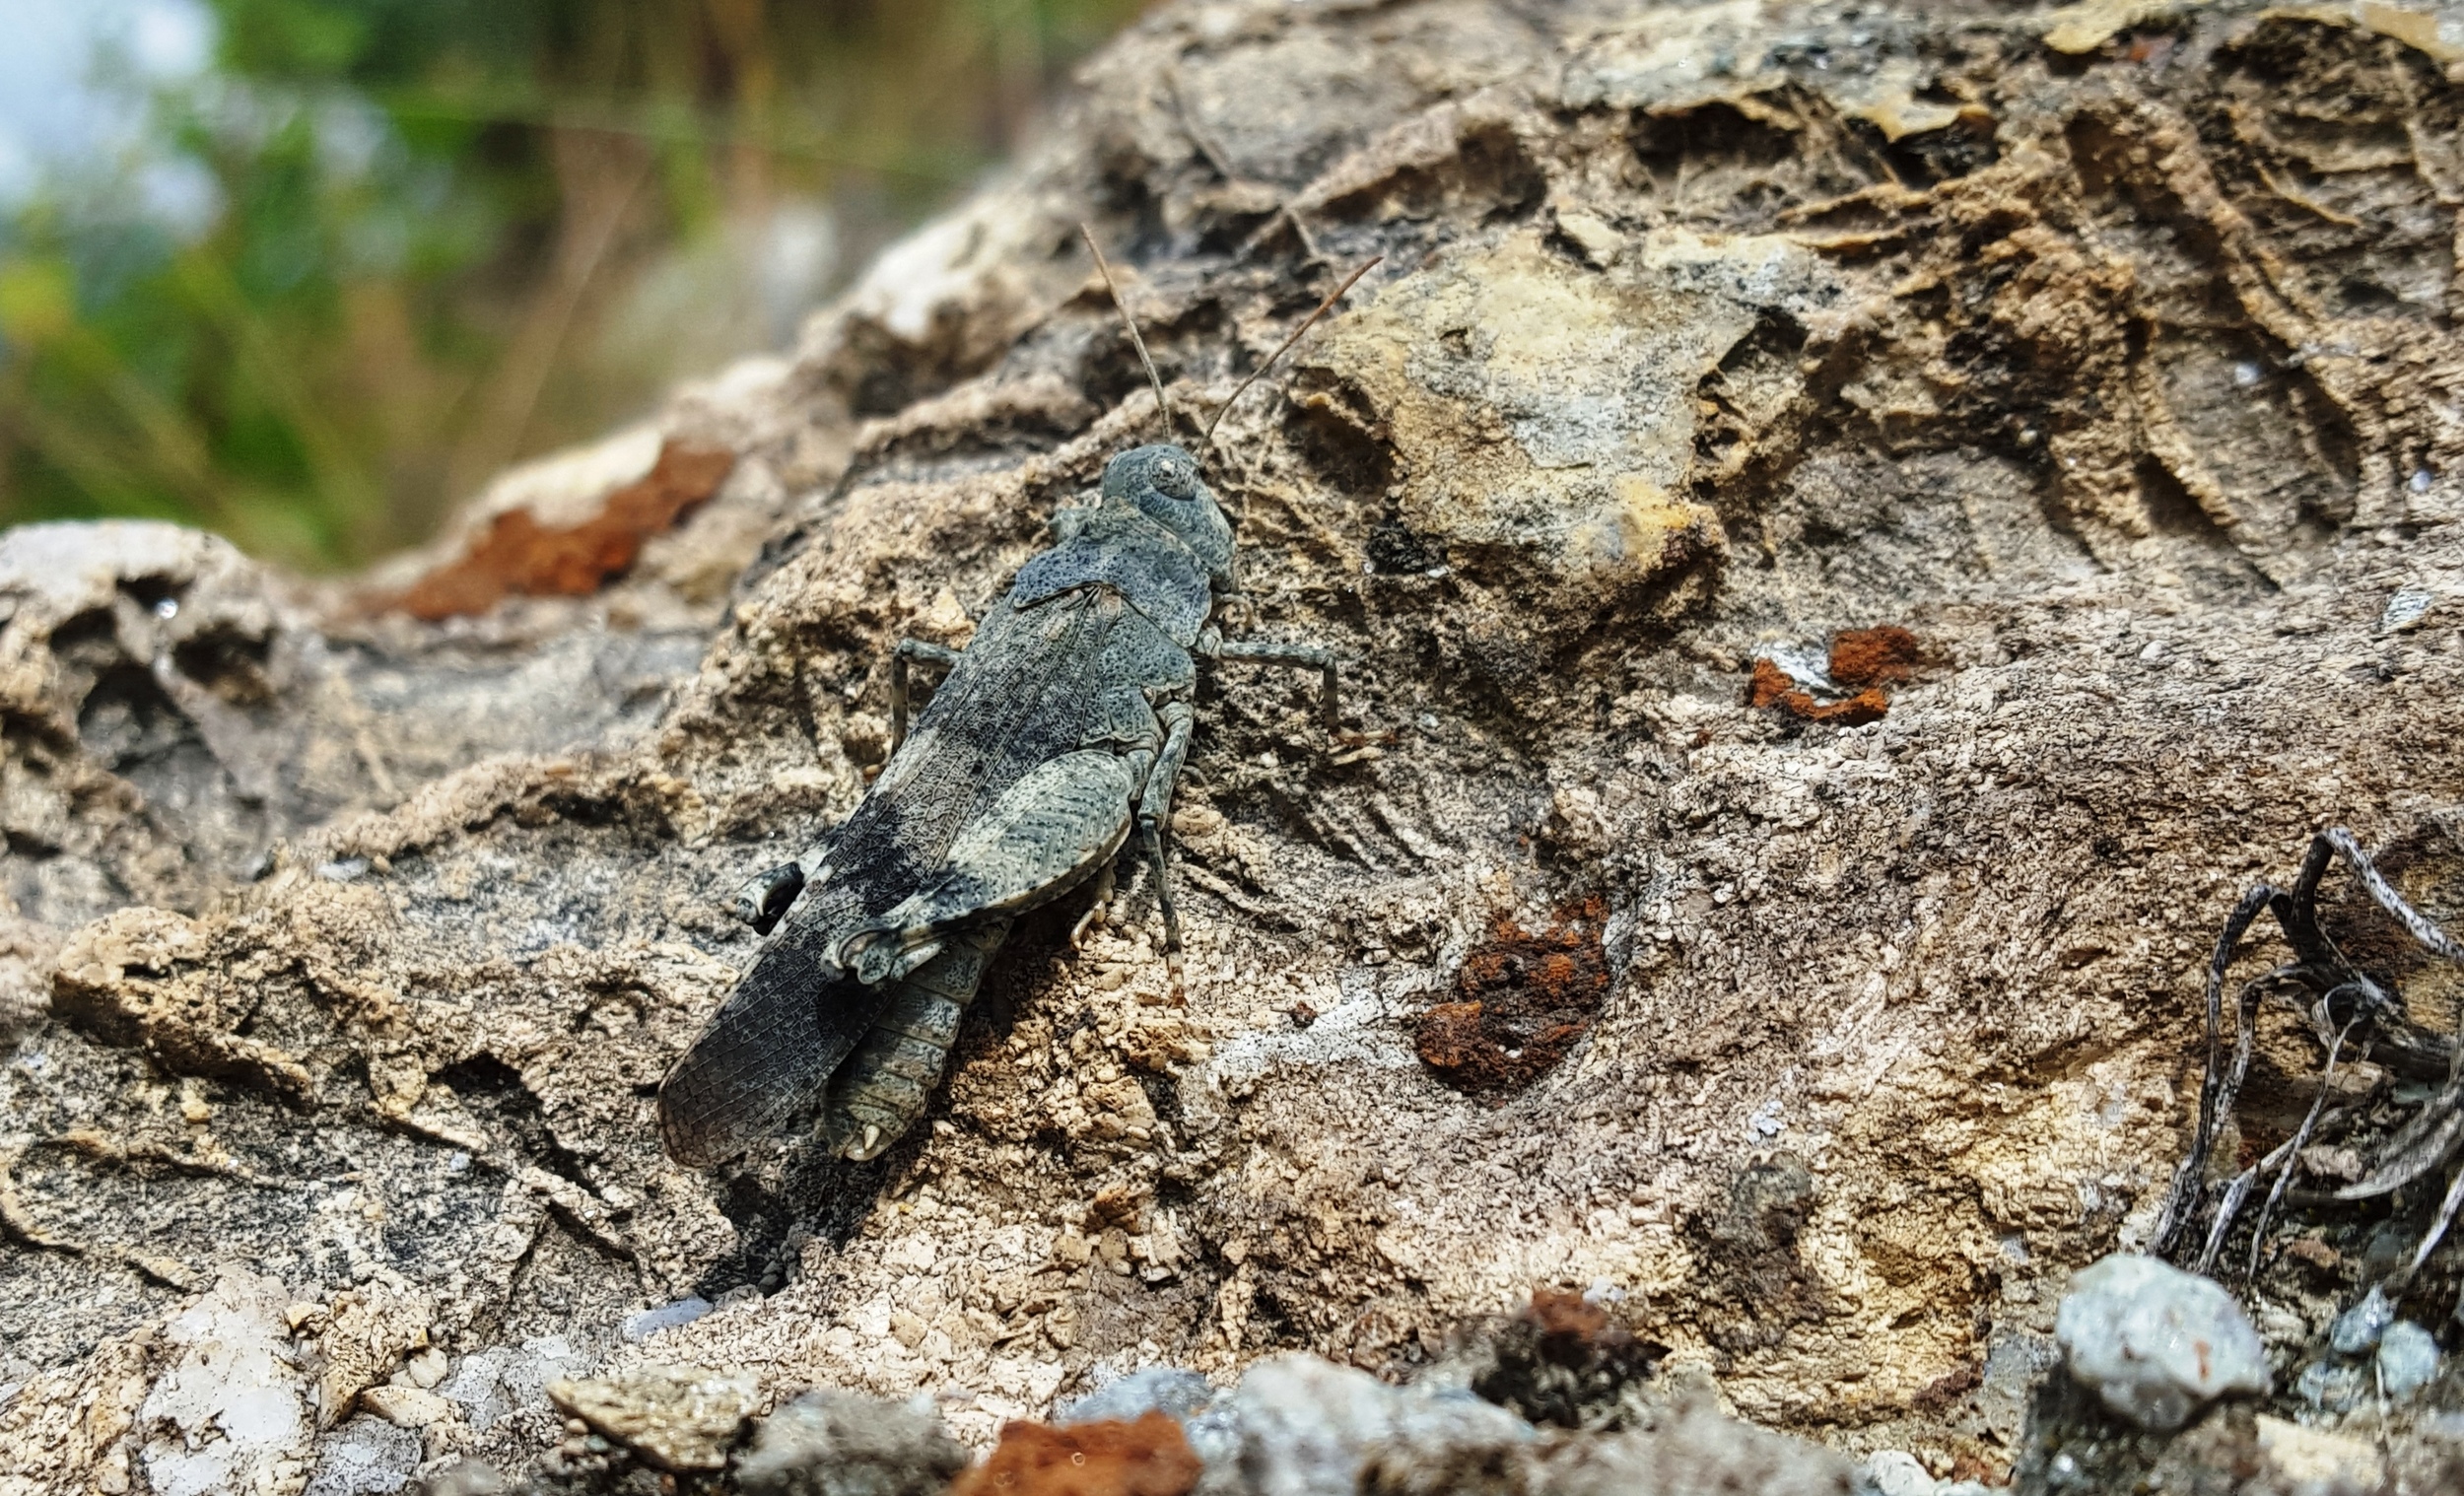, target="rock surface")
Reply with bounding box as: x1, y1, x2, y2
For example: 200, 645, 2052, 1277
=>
7, 0, 2464, 1490
733, 1390, 971, 1496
